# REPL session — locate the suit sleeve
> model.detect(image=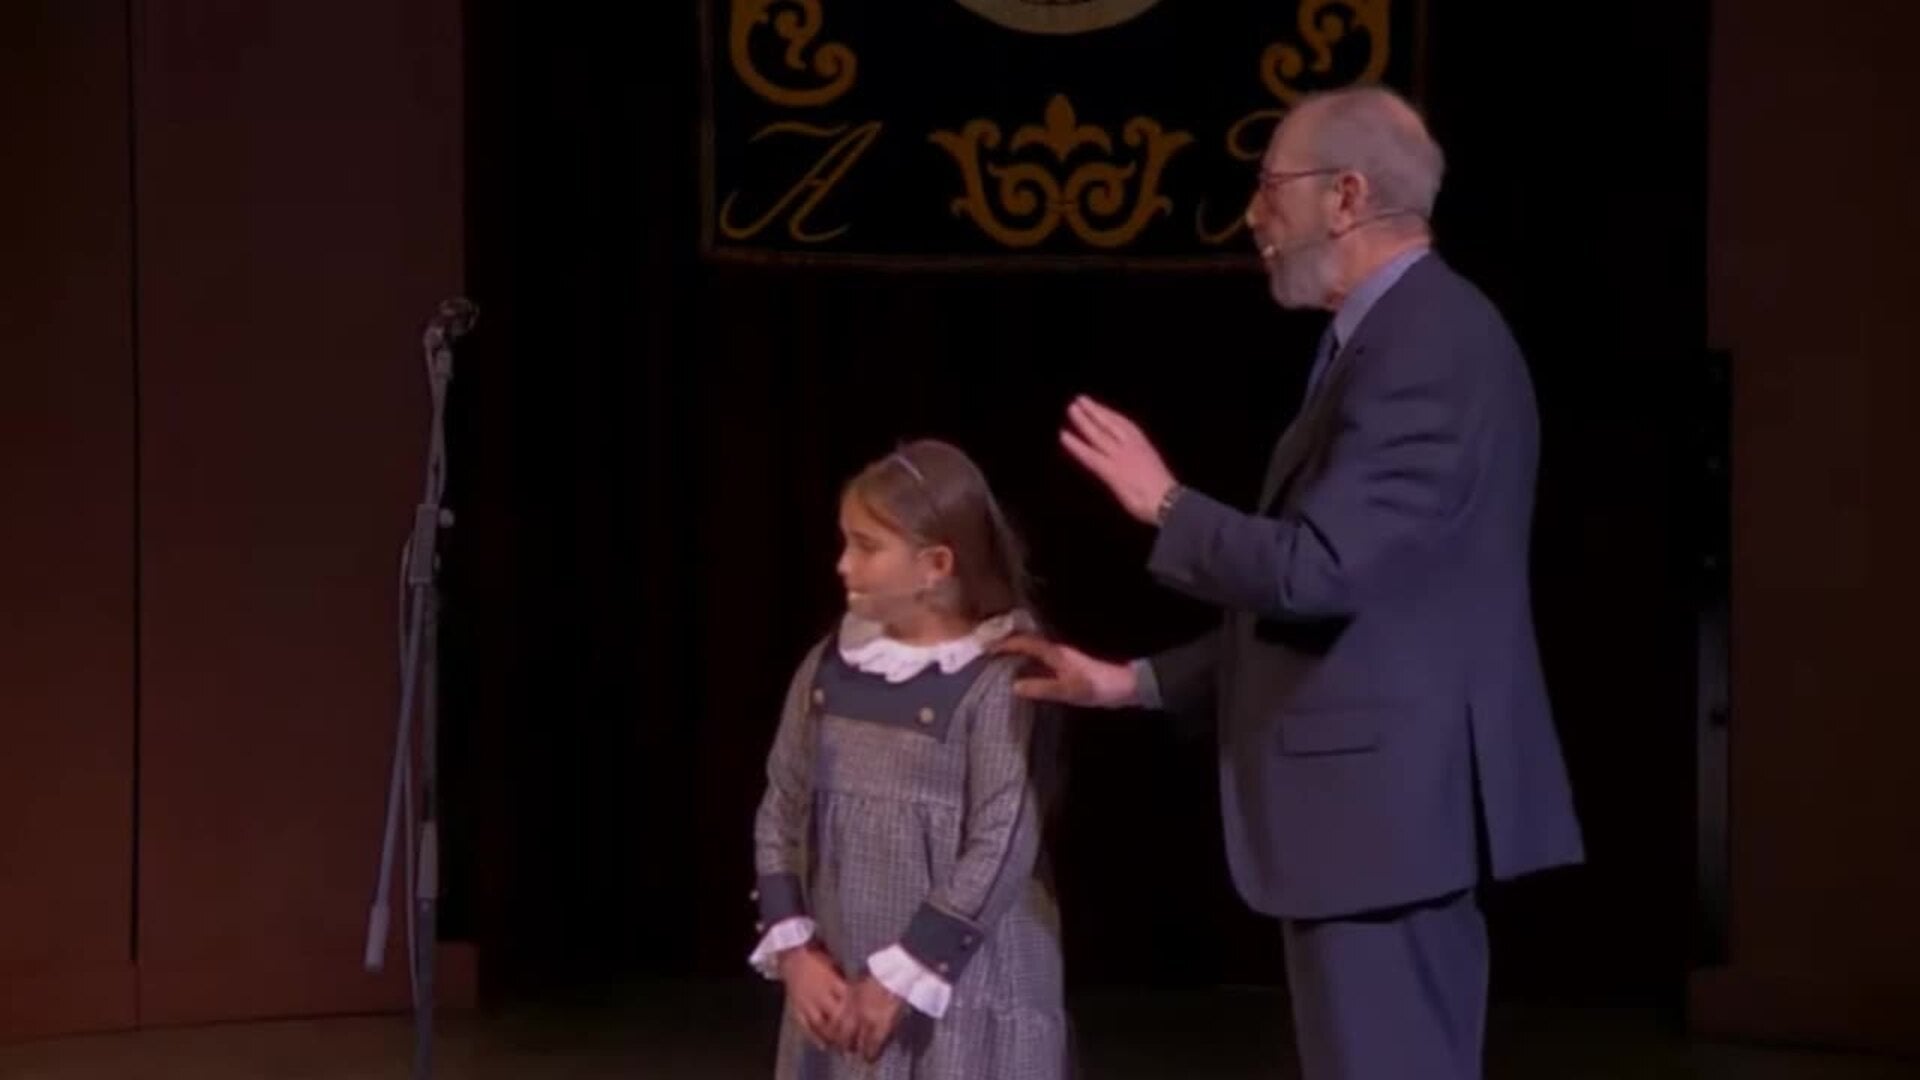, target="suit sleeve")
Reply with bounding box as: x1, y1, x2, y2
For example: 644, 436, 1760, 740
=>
893, 662, 1043, 983
1144, 631, 1219, 737
1147, 337, 1476, 621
